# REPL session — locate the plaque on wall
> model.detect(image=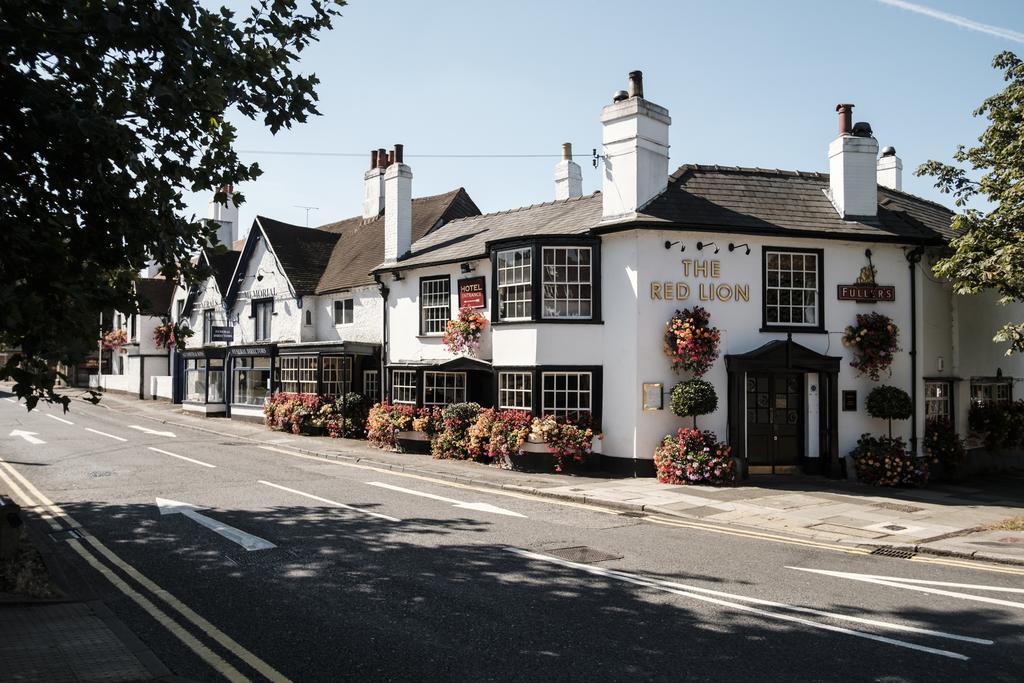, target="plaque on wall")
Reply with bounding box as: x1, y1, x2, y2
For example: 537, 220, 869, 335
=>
642, 383, 664, 411
842, 390, 857, 411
